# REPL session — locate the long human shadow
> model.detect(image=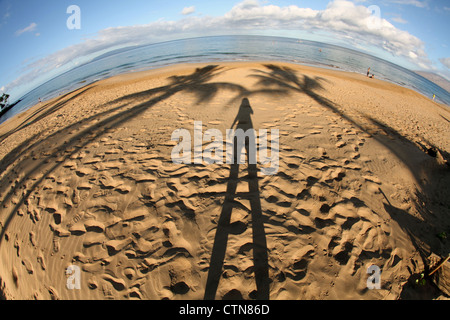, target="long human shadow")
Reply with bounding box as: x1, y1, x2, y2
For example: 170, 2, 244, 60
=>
0, 65, 251, 248
1, 63, 447, 299
204, 98, 269, 300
